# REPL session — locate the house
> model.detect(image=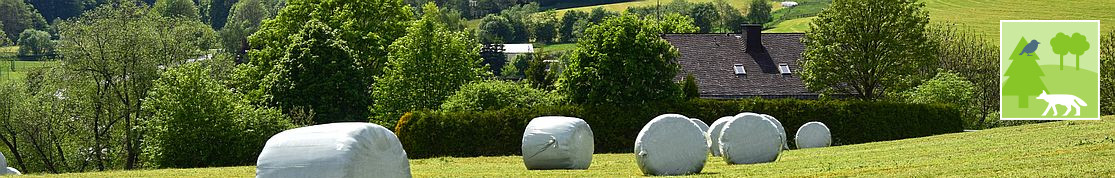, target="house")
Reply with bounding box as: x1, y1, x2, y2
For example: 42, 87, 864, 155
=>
663, 24, 818, 99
